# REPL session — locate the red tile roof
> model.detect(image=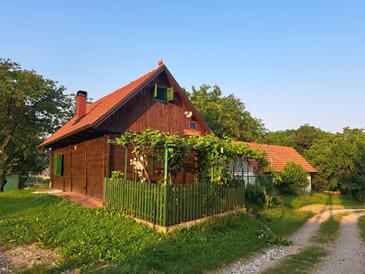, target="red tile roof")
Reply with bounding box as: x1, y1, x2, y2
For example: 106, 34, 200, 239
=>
239, 142, 317, 173
40, 65, 163, 147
